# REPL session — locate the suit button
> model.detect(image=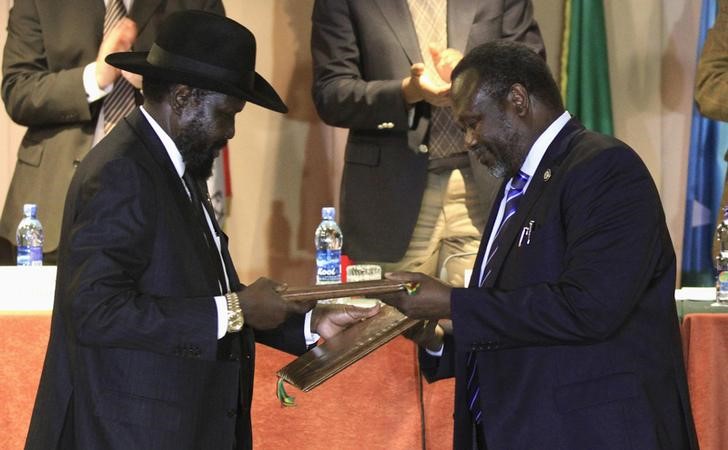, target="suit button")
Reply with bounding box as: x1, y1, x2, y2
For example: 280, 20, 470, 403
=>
72, 159, 81, 168
418, 144, 429, 154
226, 409, 236, 418
386, 122, 394, 128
